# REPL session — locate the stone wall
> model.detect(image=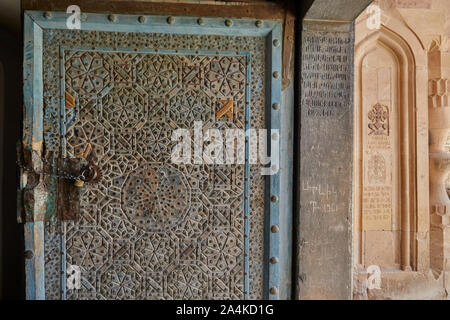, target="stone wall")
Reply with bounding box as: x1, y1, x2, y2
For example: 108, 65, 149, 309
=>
297, 0, 373, 300
353, 0, 450, 300
447, 133, 450, 193
447, 135, 449, 194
